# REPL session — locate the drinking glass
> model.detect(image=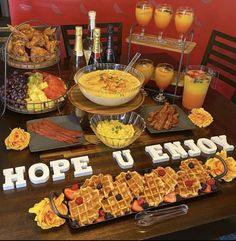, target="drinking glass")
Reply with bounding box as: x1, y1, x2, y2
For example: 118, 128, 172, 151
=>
134, 59, 154, 96
175, 6, 194, 46
182, 65, 216, 110
153, 63, 174, 103
135, 1, 153, 38
154, 4, 173, 43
